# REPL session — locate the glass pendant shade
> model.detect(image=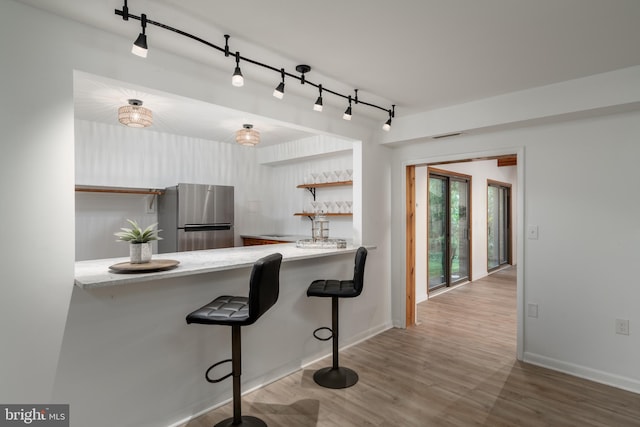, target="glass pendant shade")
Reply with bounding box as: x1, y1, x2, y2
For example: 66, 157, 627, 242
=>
235, 124, 260, 146
118, 99, 153, 128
